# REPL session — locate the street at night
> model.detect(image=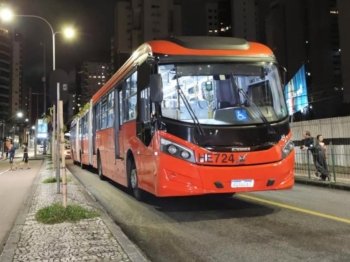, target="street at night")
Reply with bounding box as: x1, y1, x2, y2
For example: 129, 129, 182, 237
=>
68, 161, 350, 262
1, 0, 350, 261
